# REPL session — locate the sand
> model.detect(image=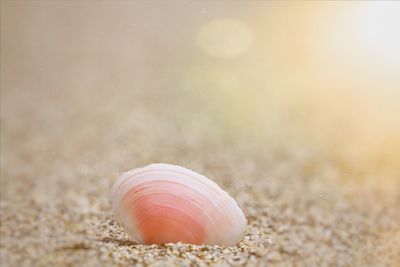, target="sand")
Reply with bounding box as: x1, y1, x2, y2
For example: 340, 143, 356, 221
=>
1, 85, 399, 266
1, 2, 400, 266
